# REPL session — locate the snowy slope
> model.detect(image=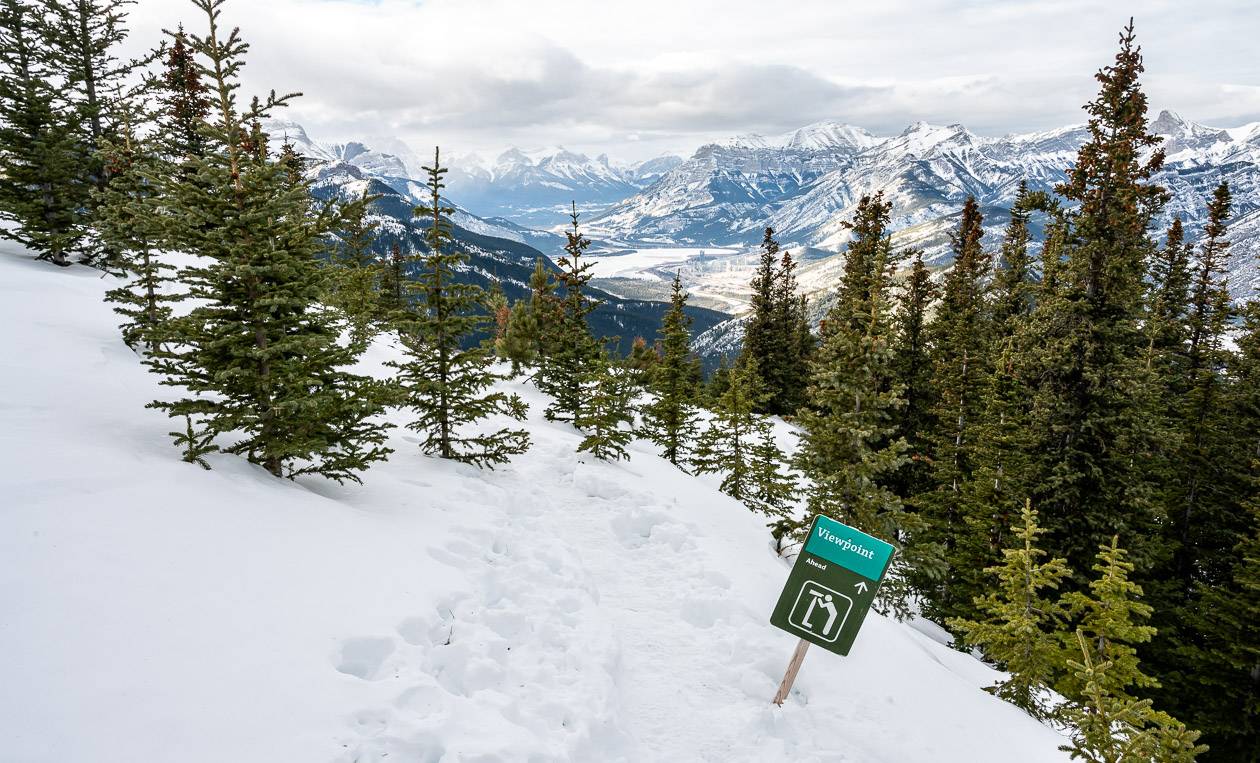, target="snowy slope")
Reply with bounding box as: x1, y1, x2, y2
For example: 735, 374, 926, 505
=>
0, 249, 1068, 762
